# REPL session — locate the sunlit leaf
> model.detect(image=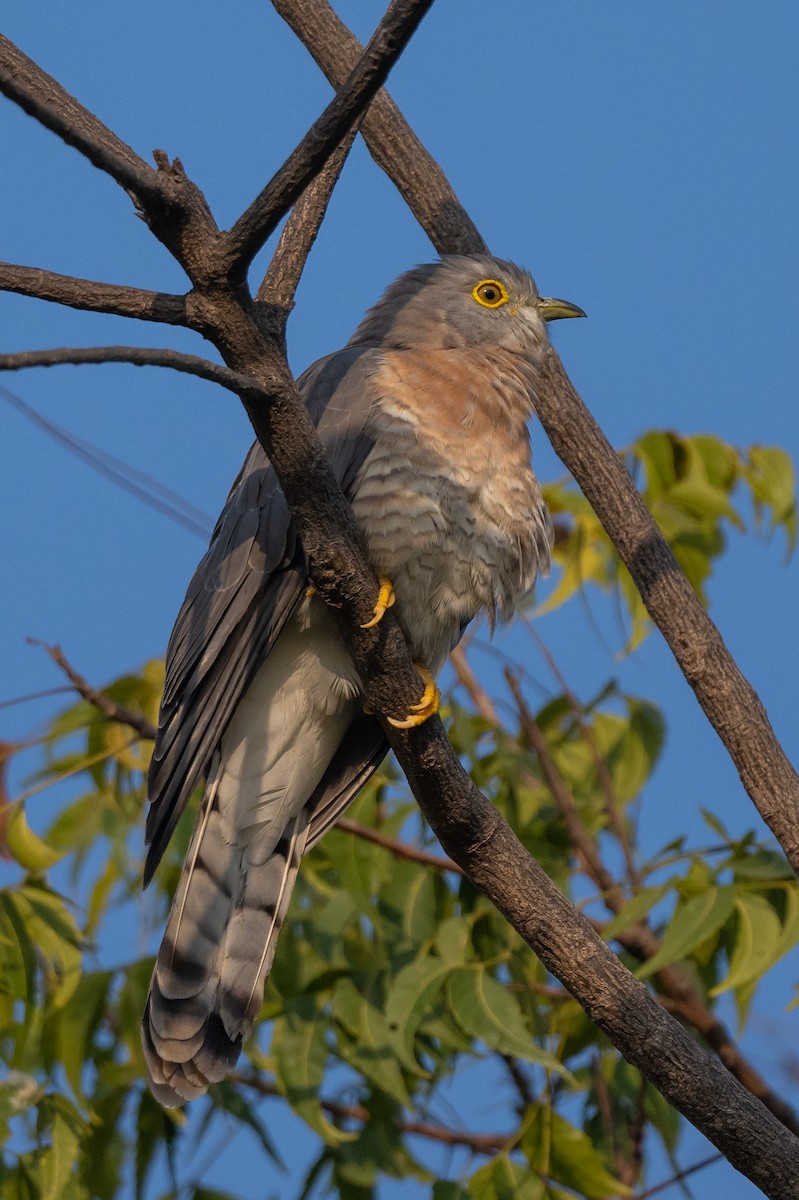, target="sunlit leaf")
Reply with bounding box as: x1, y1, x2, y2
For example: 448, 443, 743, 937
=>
637, 887, 736, 977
